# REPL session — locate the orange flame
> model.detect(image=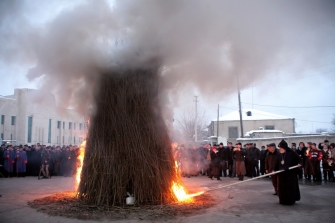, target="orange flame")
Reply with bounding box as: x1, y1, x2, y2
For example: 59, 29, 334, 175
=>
171, 142, 178, 150
172, 181, 204, 202
171, 158, 204, 202
76, 140, 86, 190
